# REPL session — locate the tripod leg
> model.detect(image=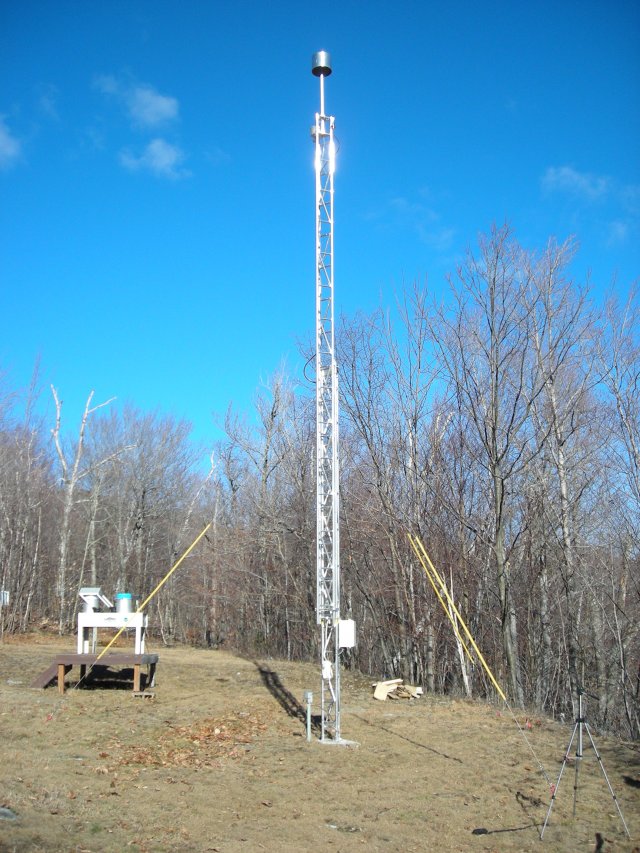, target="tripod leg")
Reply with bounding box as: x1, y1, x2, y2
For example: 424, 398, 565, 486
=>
583, 723, 630, 838
573, 720, 583, 817
572, 749, 581, 816
540, 722, 578, 840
